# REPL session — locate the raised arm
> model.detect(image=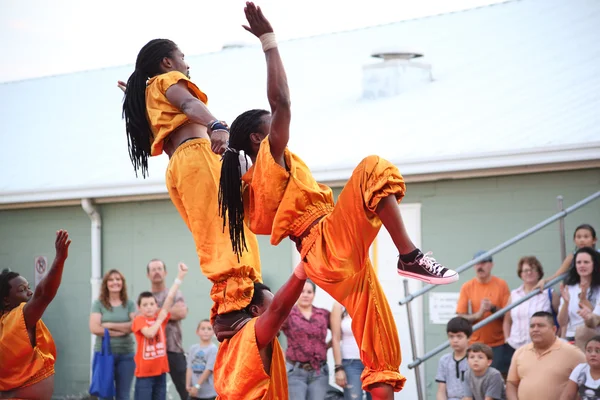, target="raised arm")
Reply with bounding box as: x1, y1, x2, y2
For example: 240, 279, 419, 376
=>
161, 262, 189, 313
255, 262, 307, 349
23, 230, 71, 330
243, 2, 290, 167
537, 253, 574, 290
